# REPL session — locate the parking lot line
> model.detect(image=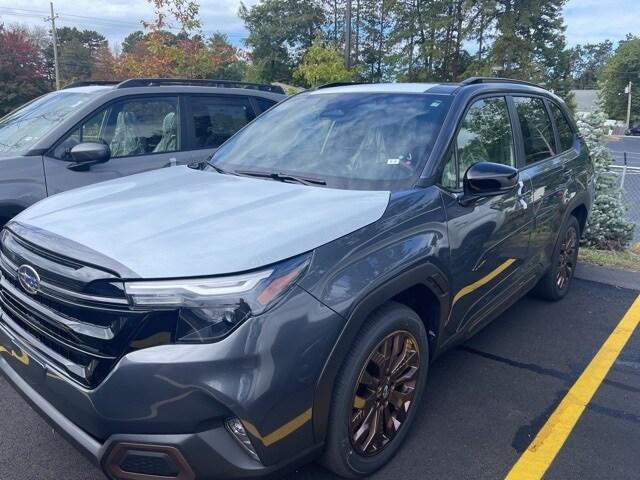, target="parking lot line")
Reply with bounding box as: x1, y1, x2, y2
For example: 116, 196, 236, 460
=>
505, 293, 640, 480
